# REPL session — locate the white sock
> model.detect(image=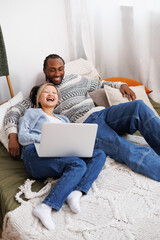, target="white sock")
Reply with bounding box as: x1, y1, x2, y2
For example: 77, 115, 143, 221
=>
66, 190, 82, 214
33, 203, 55, 230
